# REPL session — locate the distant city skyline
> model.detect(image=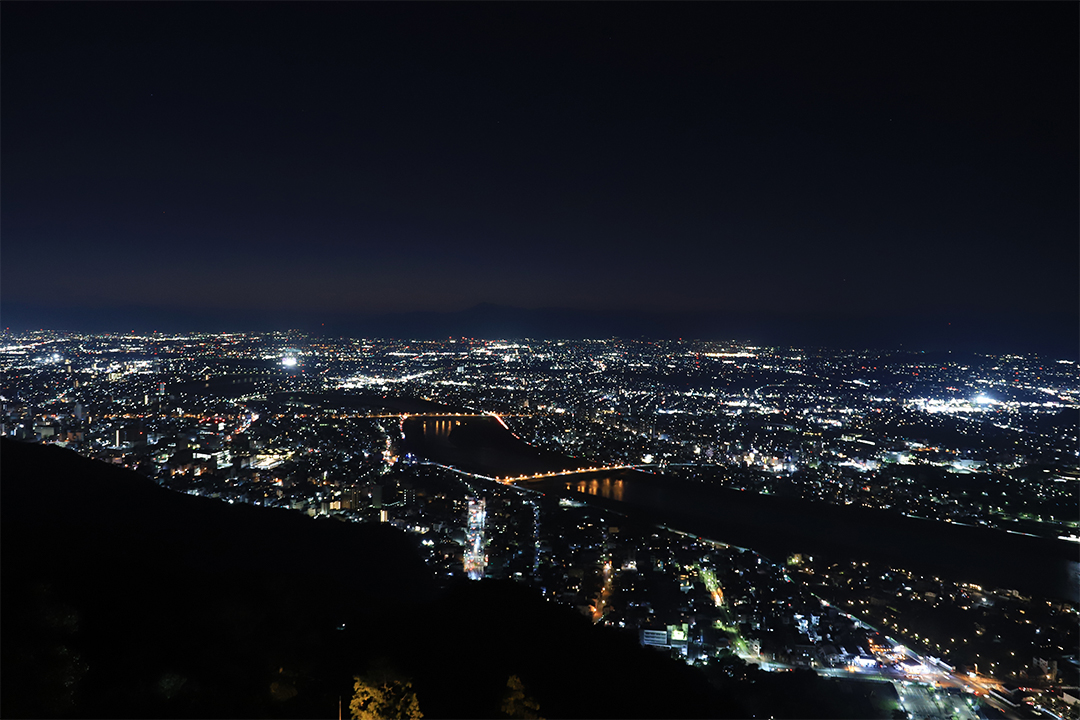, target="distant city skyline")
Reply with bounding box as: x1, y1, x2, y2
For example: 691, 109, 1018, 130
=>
2, 300, 1076, 359
3, 3, 1076, 353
